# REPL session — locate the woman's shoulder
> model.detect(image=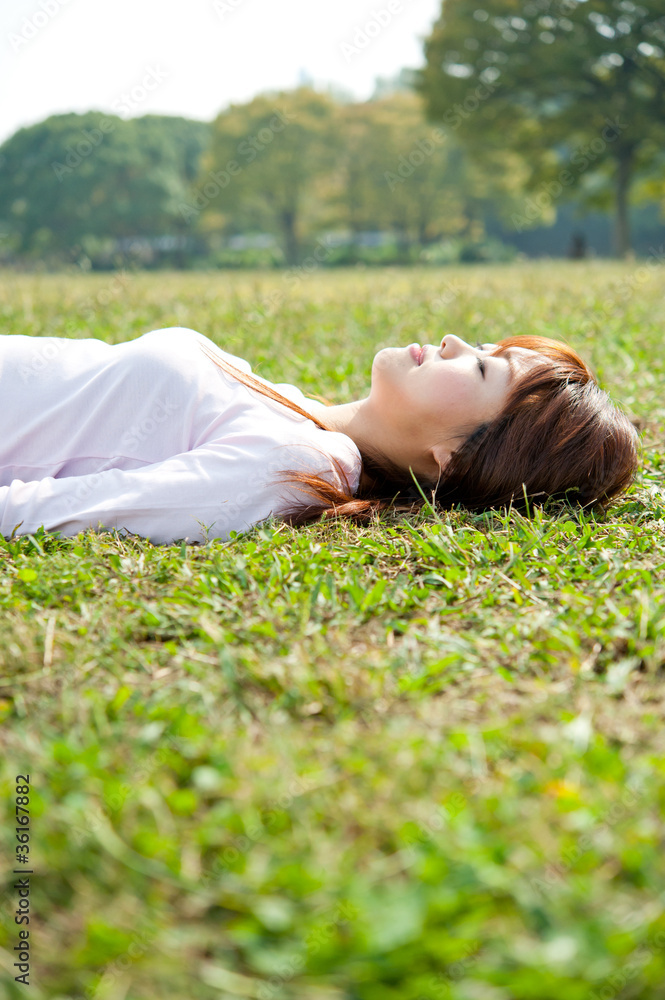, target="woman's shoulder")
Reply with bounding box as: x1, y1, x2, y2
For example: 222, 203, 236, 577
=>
133, 331, 363, 492
267, 423, 362, 496
137, 327, 253, 374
